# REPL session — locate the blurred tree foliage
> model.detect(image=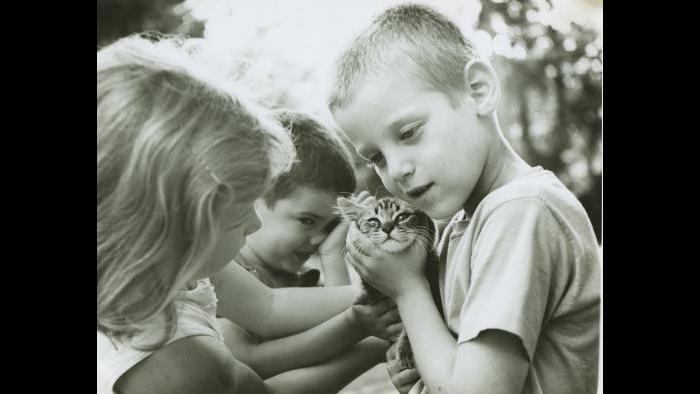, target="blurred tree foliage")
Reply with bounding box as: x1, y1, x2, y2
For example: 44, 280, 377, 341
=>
96, 0, 601, 242
478, 0, 601, 242
97, 0, 203, 48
